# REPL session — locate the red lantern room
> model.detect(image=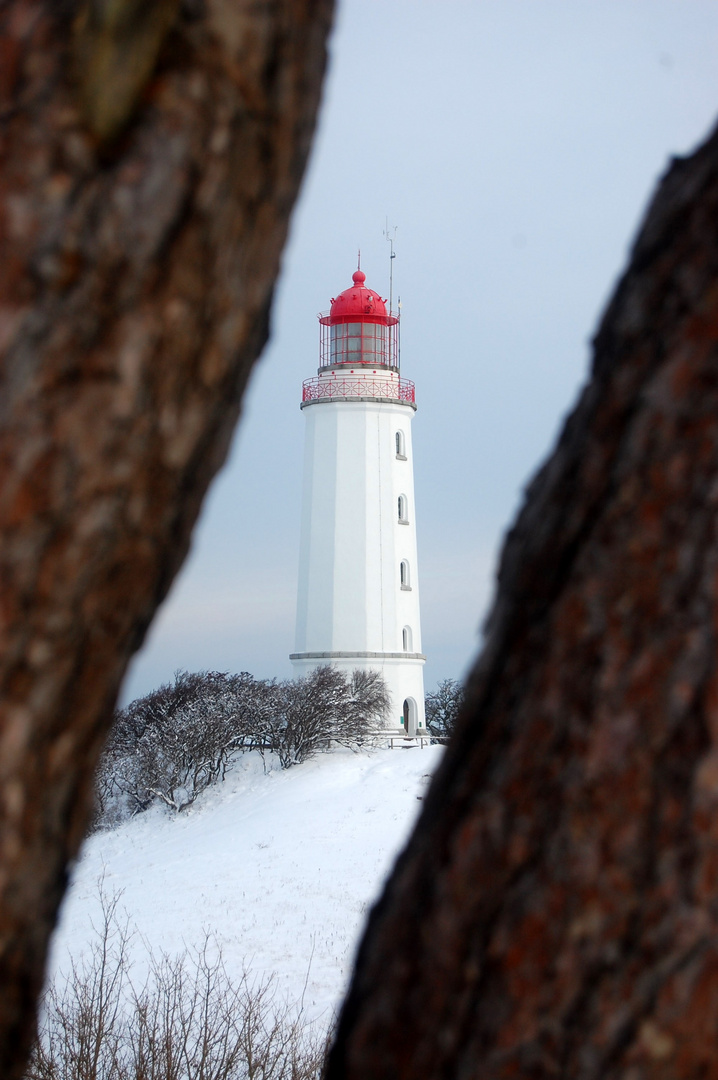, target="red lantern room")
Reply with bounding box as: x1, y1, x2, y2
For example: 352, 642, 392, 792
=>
318, 268, 399, 370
